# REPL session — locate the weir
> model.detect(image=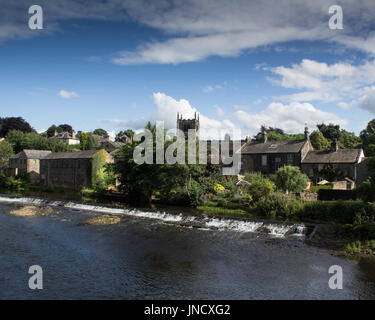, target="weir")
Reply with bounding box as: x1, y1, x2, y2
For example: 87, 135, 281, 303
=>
0, 195, 314, 237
